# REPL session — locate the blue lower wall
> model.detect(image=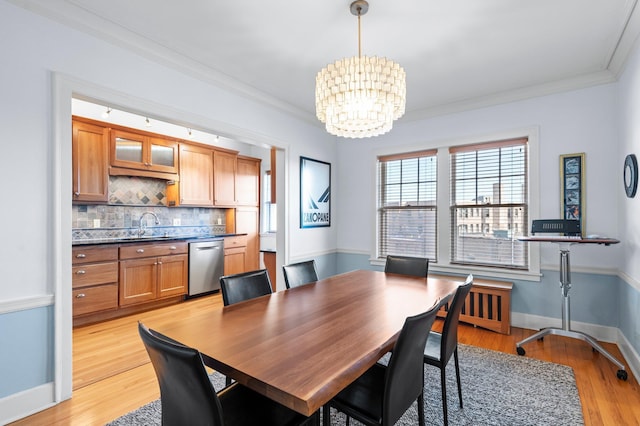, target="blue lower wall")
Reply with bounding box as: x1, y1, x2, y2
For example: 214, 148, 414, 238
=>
0, 305, 54, 398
